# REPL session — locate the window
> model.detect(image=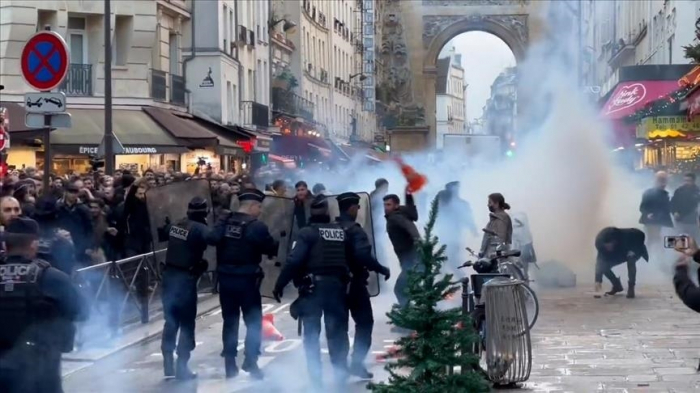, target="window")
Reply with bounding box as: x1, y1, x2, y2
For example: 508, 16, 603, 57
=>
223, 4, 228, 50
229, 9, 234, 54
668, 34, 674, 64
67, 16, 87, 64
263, 61, 268, 104
248, 69, 254, 101
168, 33, 178, 75
227, 81, 233, 123
257, 60, 262, 101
